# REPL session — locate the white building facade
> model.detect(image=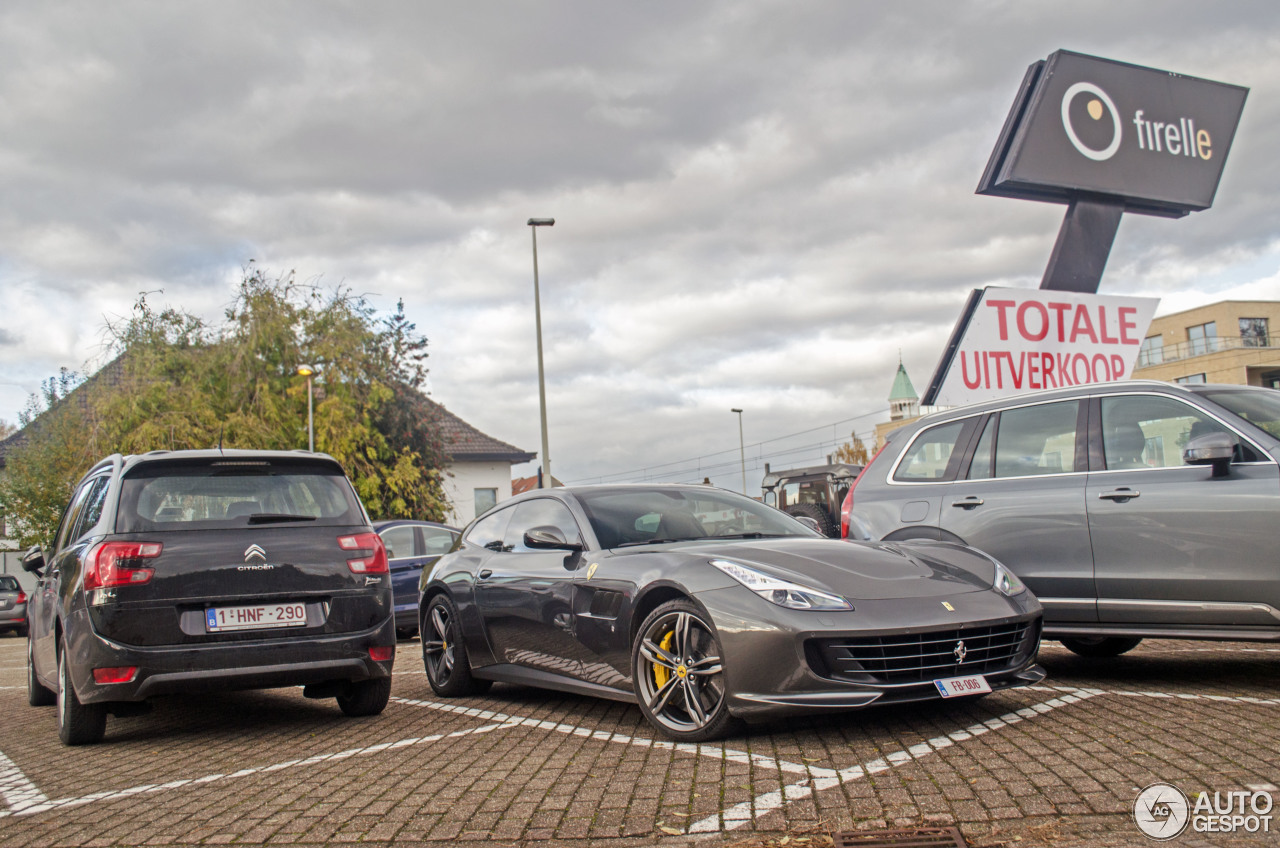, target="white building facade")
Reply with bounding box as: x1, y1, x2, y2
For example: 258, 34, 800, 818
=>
429, 400, 535, 527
